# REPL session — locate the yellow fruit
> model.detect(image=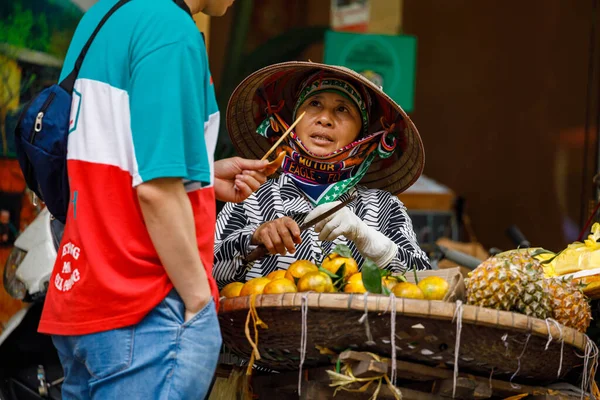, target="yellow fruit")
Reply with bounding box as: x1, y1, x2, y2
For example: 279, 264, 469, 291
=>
267, 270, 287, 280
382, 276, 402, 291
285, 260, 319, 282
239, 277, 271, 296
220, 282, 244, 298
344, 272, 367, 293
263, 278, 297, 294
392, 282, 425, 299
321, 254, 358, 279
417, 276, 449, 300
297, 271, 334, 293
